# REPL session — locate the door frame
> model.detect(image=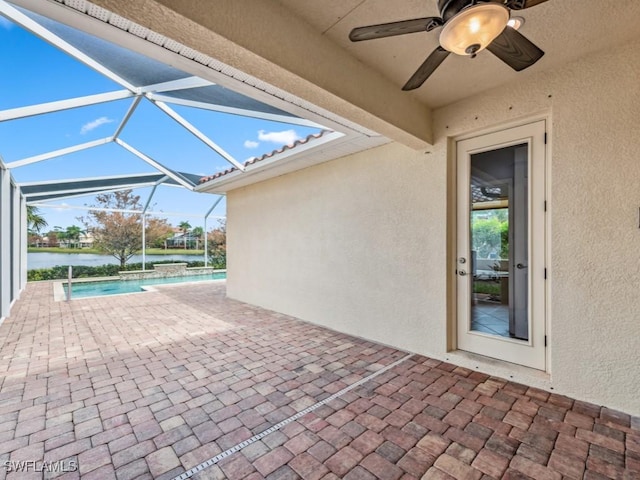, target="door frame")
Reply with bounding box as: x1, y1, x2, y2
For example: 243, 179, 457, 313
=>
451, 117, 549, 371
